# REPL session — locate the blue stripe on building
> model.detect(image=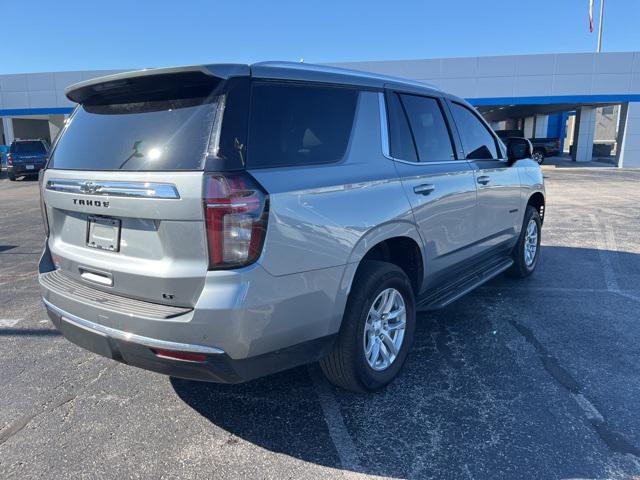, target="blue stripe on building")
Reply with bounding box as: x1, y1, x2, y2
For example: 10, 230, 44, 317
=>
467, 94, 640, 106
